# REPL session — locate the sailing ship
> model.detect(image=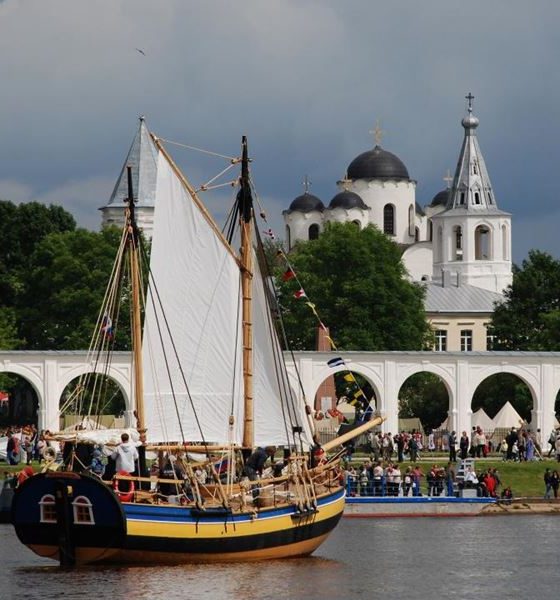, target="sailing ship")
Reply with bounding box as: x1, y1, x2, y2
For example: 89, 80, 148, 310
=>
12, 131, 382, 565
